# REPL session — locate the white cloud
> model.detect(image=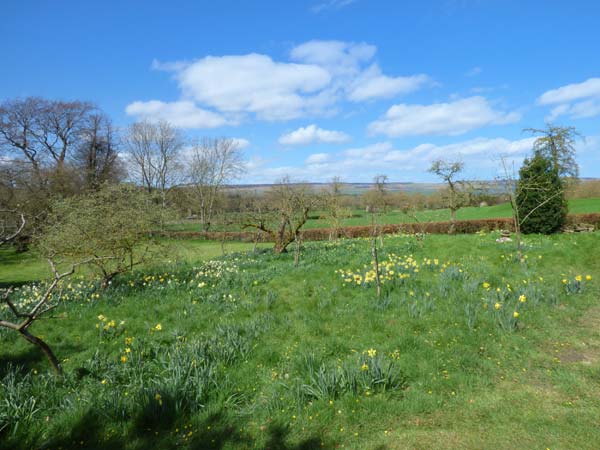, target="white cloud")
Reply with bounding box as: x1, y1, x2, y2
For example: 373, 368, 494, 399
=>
128, 40, 432, 127
291, 40, 430, 102
125, 100, 228, 128
279, 124, 350, 145
465, 67, 482, 77
311, 0, 357, 13
244, 136, 537, 183
173, 54, 332, 120
368, 96, 521, 137
538, 78, 600, 104
290, 40, 376, 77
347, 65, 430, 102
305, 153, 332, 164
538, 78, 600, 120
231, 138, 250, 149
